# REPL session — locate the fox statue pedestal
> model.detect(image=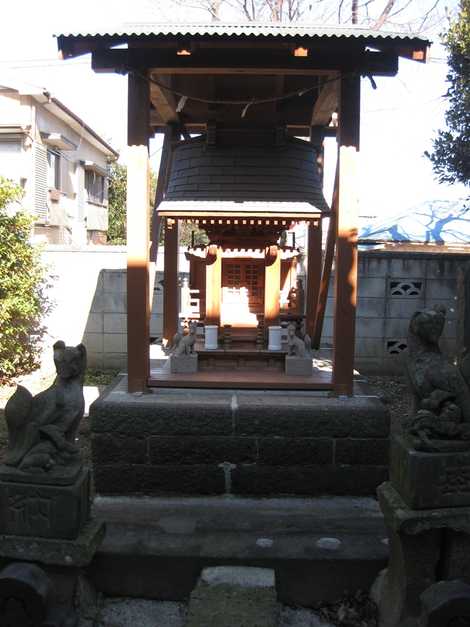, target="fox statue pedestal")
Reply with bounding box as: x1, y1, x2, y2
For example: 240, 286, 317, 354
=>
0, 342, 105, 626
374, 307, 470, 627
